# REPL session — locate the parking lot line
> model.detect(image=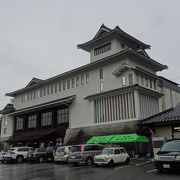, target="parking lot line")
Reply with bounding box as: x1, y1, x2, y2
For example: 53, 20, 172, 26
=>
146, 169, 157, 173
135, 161, 151, 166
114, 165, 132, 170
